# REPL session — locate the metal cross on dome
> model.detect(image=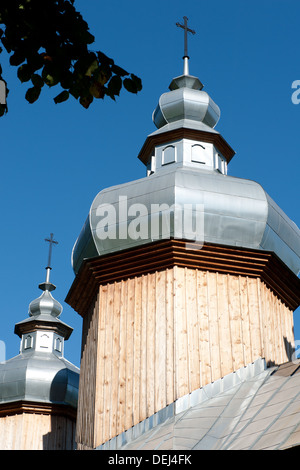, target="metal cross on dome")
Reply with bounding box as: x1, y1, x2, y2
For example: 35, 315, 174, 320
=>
44, 233, 58, 283
176, 16, 196, 59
